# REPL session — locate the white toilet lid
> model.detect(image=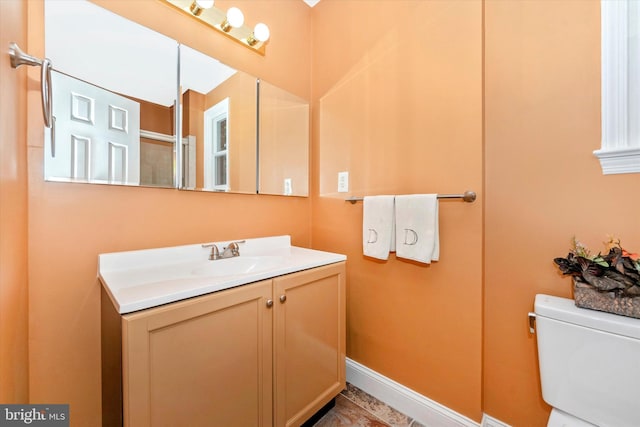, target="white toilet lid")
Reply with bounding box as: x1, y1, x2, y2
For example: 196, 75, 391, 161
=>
535, 294, 640, 340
